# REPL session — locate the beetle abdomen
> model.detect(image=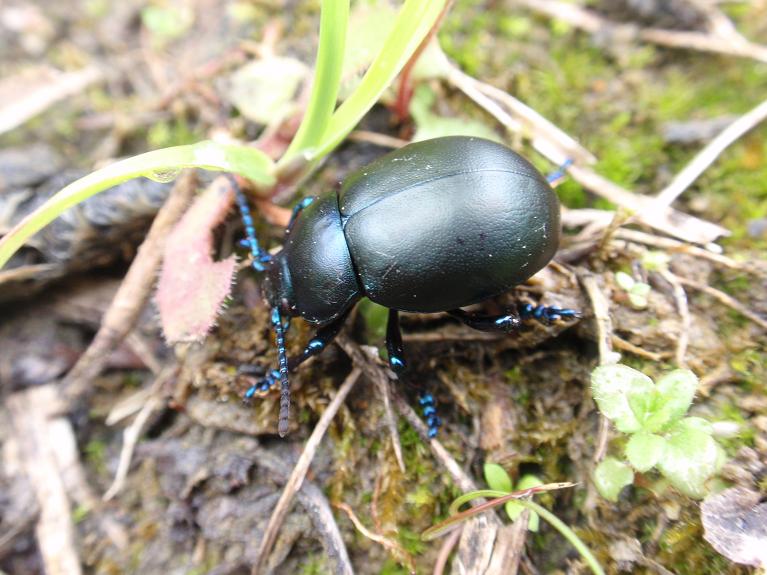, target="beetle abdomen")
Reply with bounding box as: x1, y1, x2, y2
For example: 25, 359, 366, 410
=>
339, 137, 560, 313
